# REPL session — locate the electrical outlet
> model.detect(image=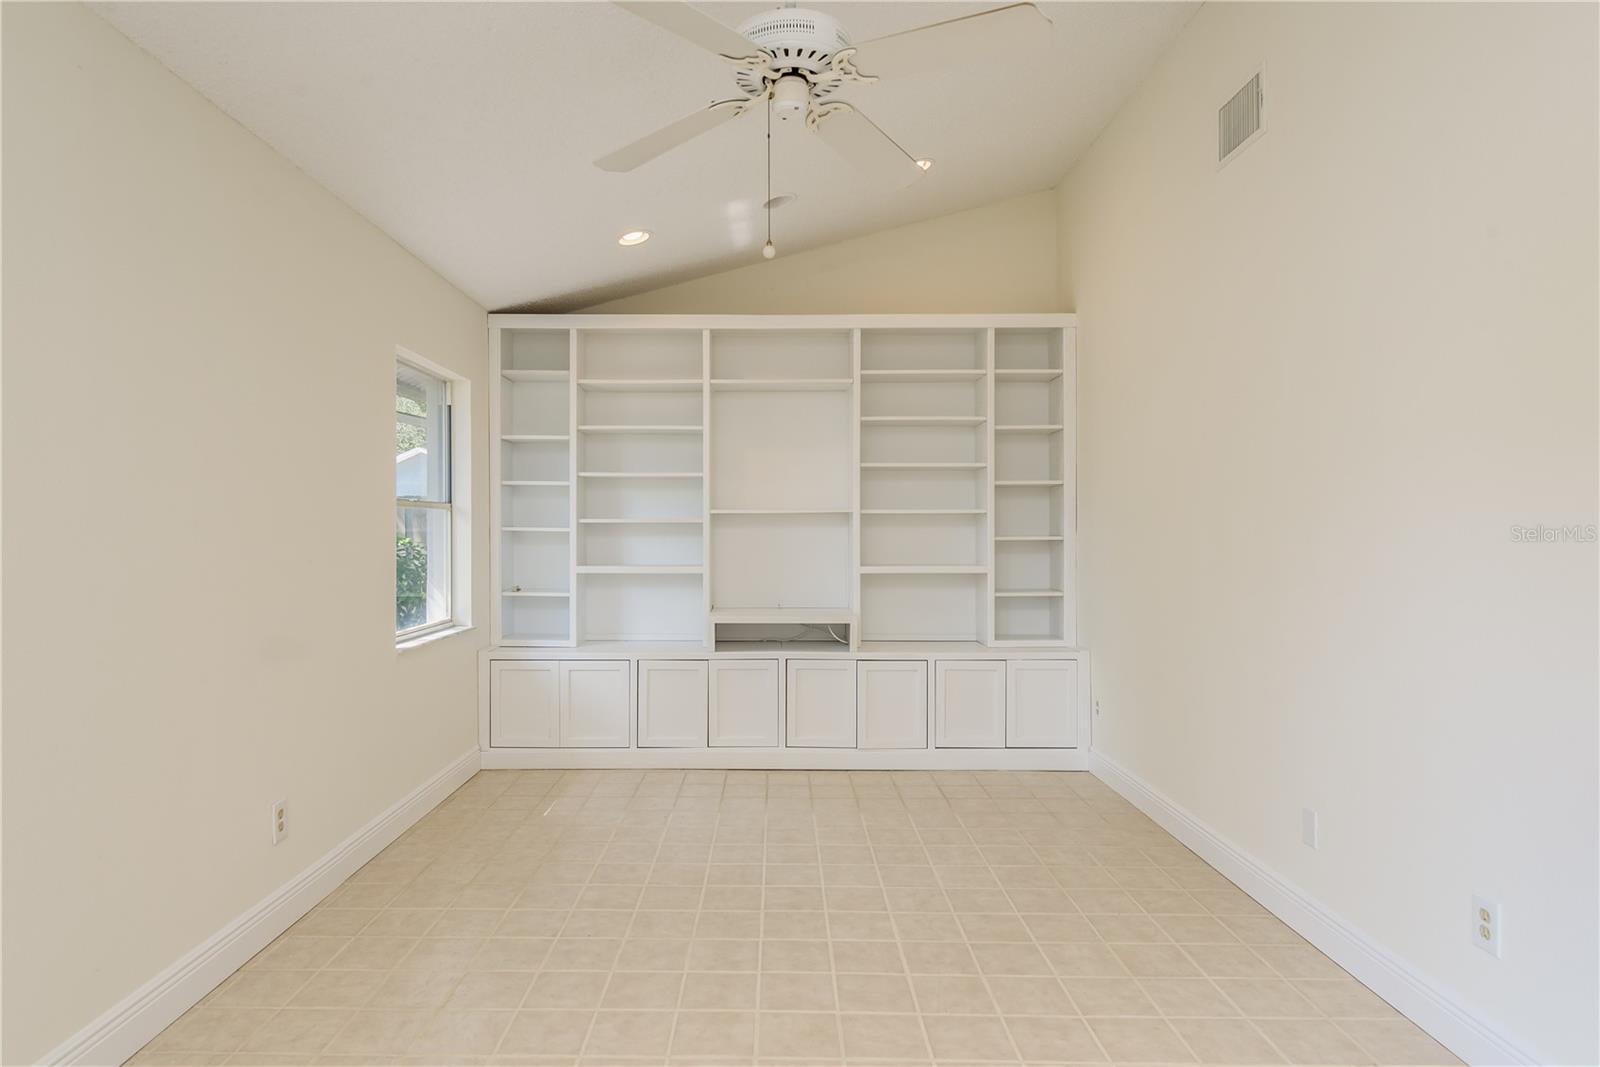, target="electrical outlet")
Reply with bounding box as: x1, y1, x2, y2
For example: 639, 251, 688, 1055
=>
1301, 808, 1319, 849
1093, 699, 1102, 718
271, 799, 287, 845
1472, 895, 1501, 958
